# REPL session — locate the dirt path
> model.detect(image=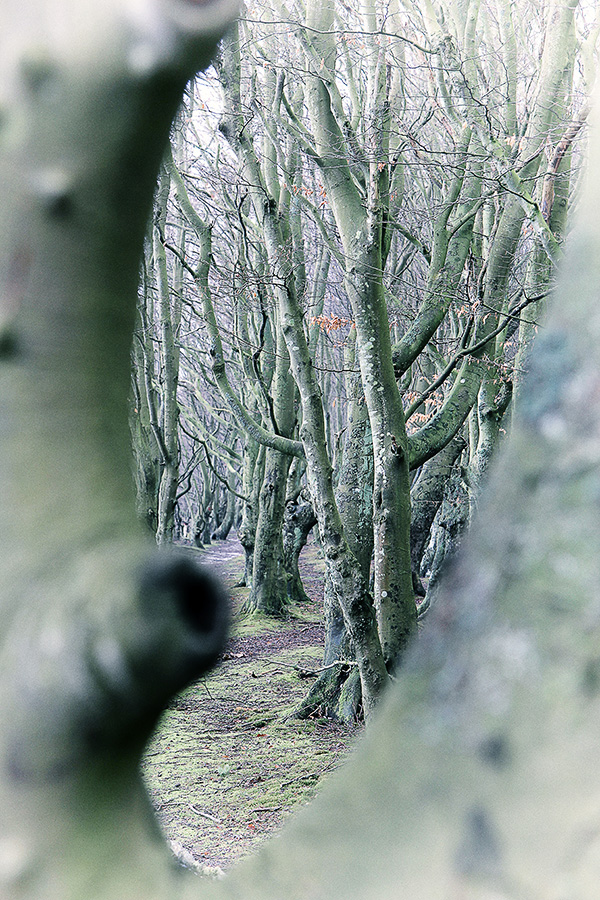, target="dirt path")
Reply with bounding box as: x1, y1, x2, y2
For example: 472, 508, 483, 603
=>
142, 535, 358, 874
